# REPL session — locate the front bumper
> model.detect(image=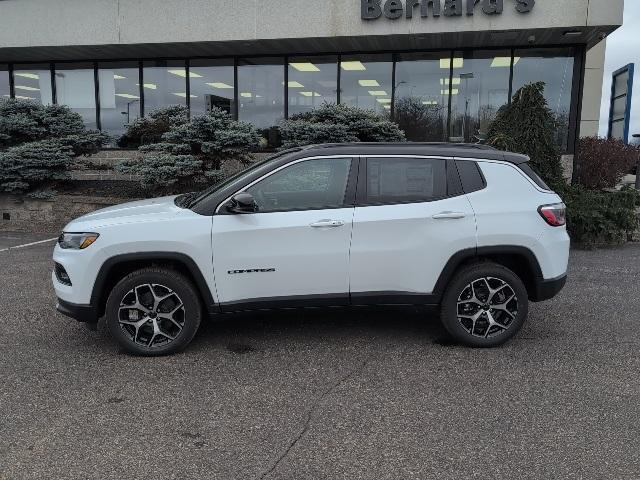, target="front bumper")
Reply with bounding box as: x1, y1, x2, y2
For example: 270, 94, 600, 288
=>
531, 274, 567, 302
56, 298, 98, 324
